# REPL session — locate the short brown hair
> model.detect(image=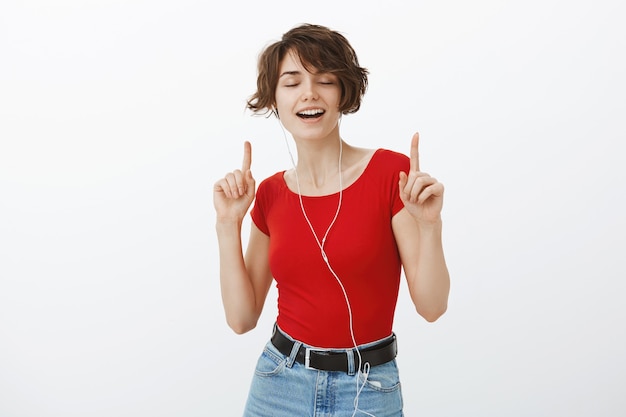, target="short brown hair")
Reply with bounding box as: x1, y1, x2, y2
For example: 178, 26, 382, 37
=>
247, 24, 369, 116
